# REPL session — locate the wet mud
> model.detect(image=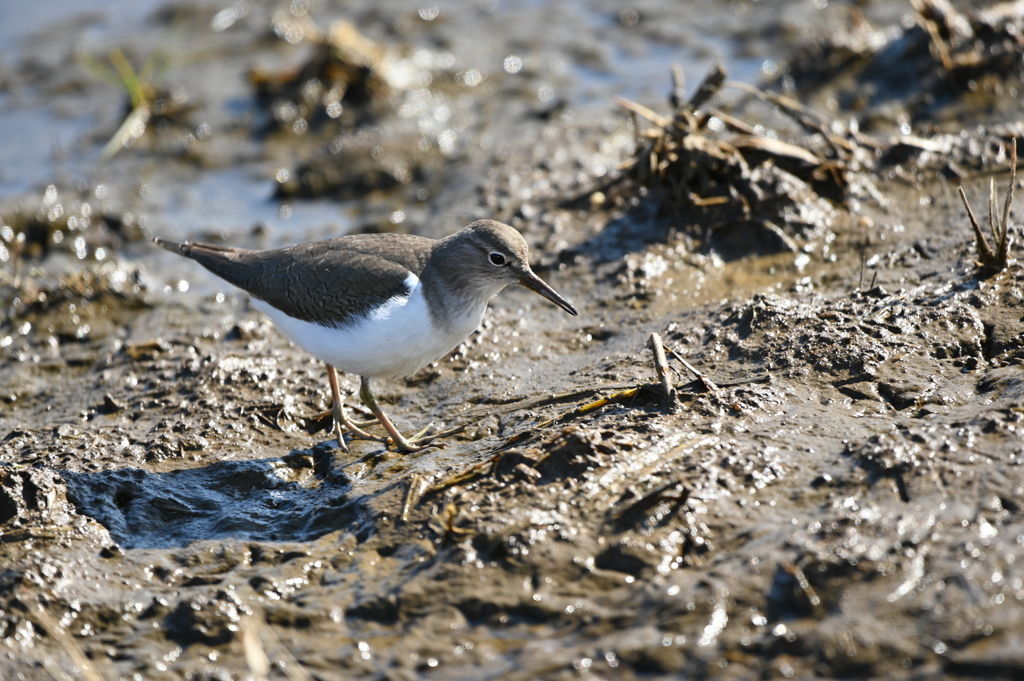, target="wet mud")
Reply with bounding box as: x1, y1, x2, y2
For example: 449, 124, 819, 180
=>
3, 1, 1024, 679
